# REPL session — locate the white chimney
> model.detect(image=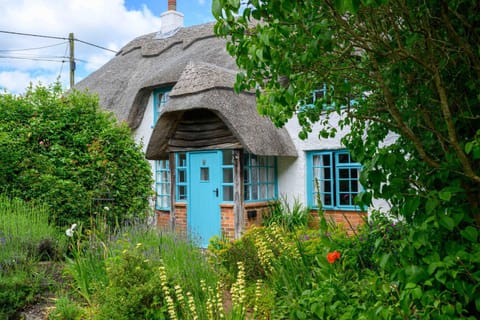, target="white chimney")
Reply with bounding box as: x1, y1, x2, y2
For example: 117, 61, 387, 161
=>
159, 0, 184, 37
